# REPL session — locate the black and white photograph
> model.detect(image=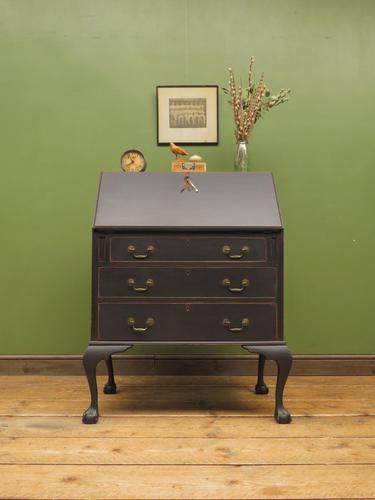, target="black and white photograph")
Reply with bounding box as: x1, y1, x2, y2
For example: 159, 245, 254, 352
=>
169, 98, 207, 128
